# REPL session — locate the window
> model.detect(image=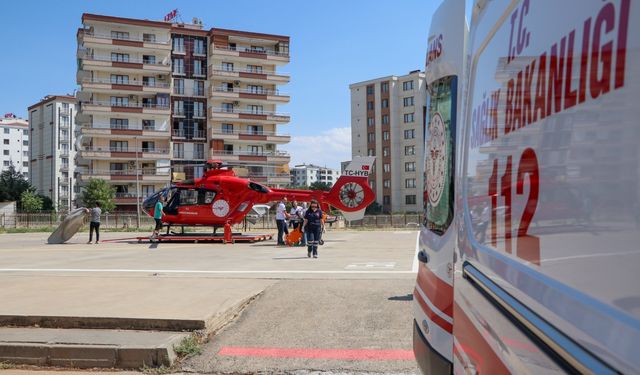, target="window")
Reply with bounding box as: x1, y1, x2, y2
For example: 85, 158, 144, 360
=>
403, 97, 414, 107
368, 133, 375, 142
142, 76, 155, 87
405, 179, 416, 188
249, 145, 263, 155
222, 103, 234, 113
404, 129, 415, 139
110, 140, 128, 152
403, 80, 414, 91
194, 80, 205, 96
248, 85, 264, 94
383, 131, 390, 141
110, 118, 128, 129
111, 31, 129, 40
383, 163, 390, 173
383, 195, 390, 205
173, 100, 185, 115
249, 45, 266, 53
23, 129, 28, 135
367, 101, 374, 110
3, 161, 9, 167
248, 125, 264, 135
111, 53, 129, 62
381, 99, 389, 108
404, 113, 415, 123
367, 117, 374, 127
173, 79, 184, 95
61, 116, 70, 126
172, 58, 184, 74
110, 96, 129, 106
3, 128, 9, 134
223, 144, 234, 153
142, 141, 155, 152
382, 115, 389, 125
248, 105, 263, 114
194, 102, 205, 117
194, 60, 204, 76
222, 62, 234, 71
383, 147, 389, 157
247, 65, 263, 73
194, 39, 205, 55
143, 55, 156, 64
405, 162, 416, 172
194, 143, 205, 159
142, 185, 155, 196
173, 143, 184, 158
222, 124, 234, 134
110, 75, 129, 84
3, 140, 8, 145
366, 85, 374, 95
405, 145, 415, 155
173, 37, 185, 53
23, 151, 27, 157
383, 179, 391, 188
143, 33, 156, 42
406, 195, 417, 205
381, 82, 389, 93
180, 189, 199, 205
3, 150, 8, 156
142, 119, 155, 130
367, 148, 375, 156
